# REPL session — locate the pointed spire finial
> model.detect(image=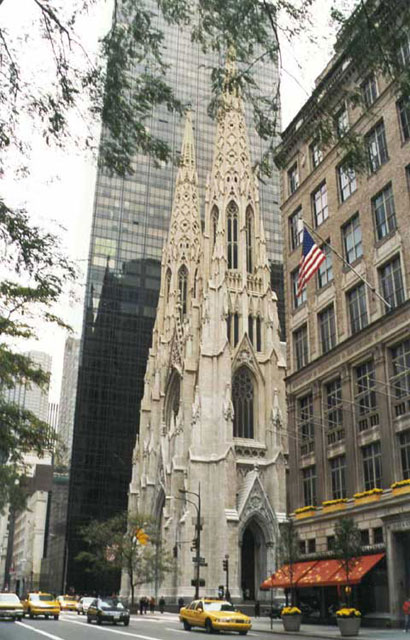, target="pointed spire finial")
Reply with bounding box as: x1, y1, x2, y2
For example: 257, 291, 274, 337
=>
180, 110, 196, 169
